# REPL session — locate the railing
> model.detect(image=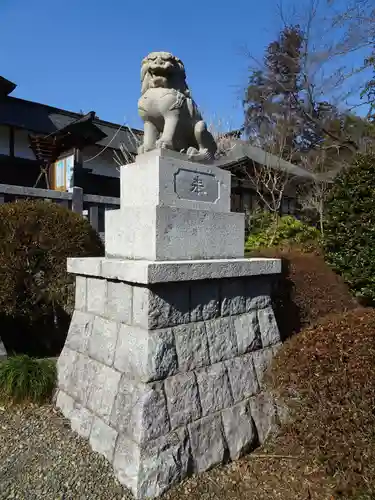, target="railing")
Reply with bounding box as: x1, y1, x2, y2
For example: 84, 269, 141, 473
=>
0, 184, 120, 238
